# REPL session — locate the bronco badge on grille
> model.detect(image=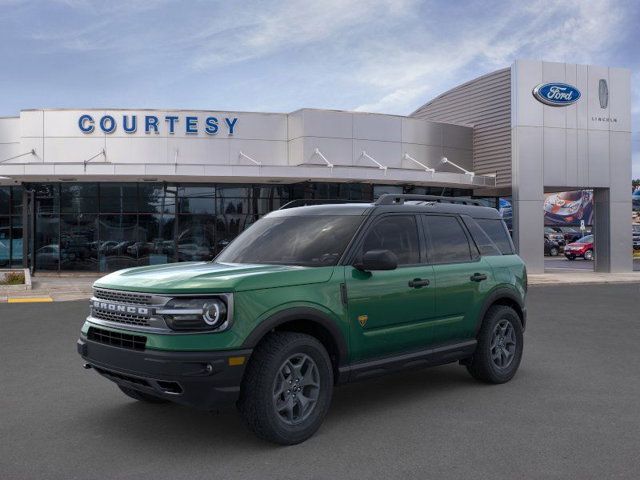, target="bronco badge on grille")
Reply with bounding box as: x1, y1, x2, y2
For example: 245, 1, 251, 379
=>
92, 300, 151, 316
